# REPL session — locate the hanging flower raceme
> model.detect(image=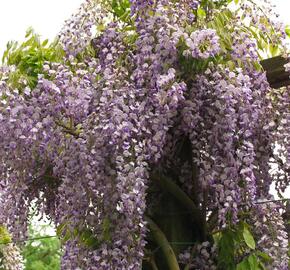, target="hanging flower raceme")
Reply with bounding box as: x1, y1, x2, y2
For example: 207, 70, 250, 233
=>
249, 203, 289, 269
0, 226, 24, 270
58, 0, 106, 56
0, 244, 24, 270
130, 0, 154, 16
184, 29, 221, 59
179, 241, 217, 270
